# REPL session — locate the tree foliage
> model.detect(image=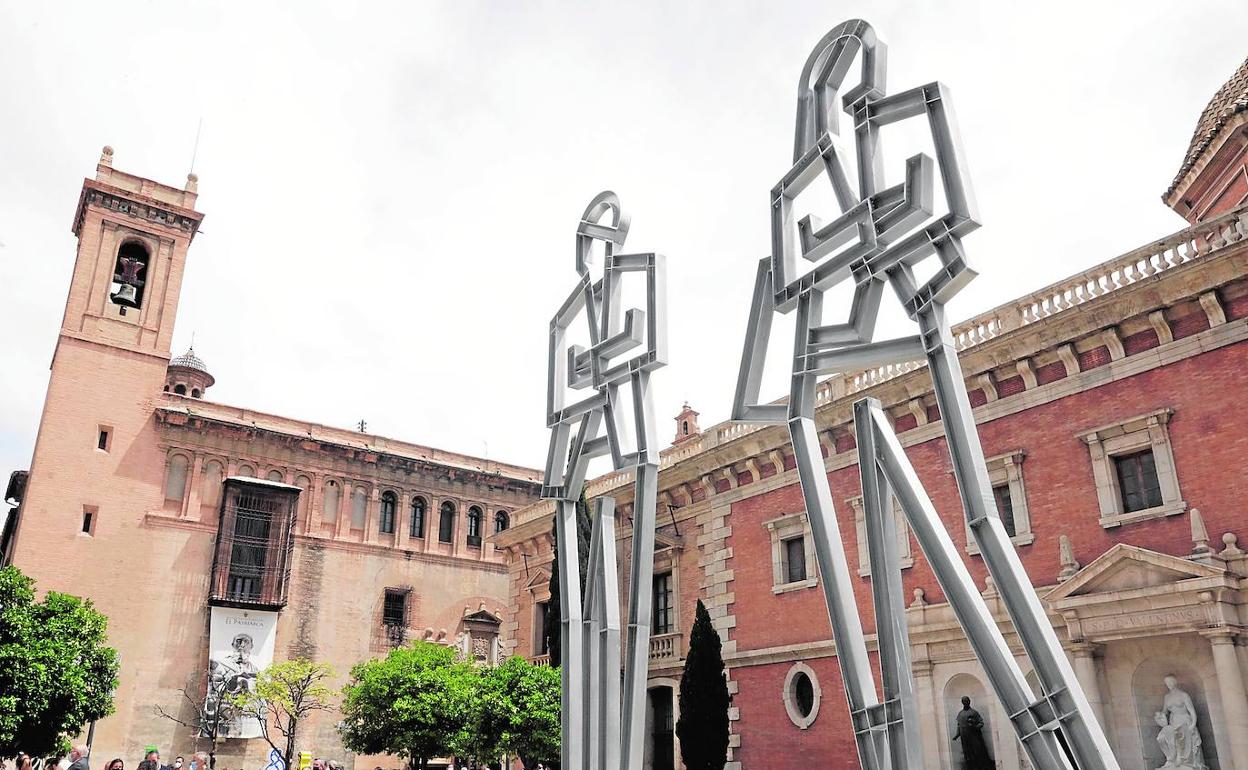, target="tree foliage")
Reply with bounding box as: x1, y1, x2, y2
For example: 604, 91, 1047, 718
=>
339, 641, 476, 770
544, 492, 591, 666
459, 656, 560, 768
232, 658, 335, 770
0, 565, 119, 757
676, 600, 730, 770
